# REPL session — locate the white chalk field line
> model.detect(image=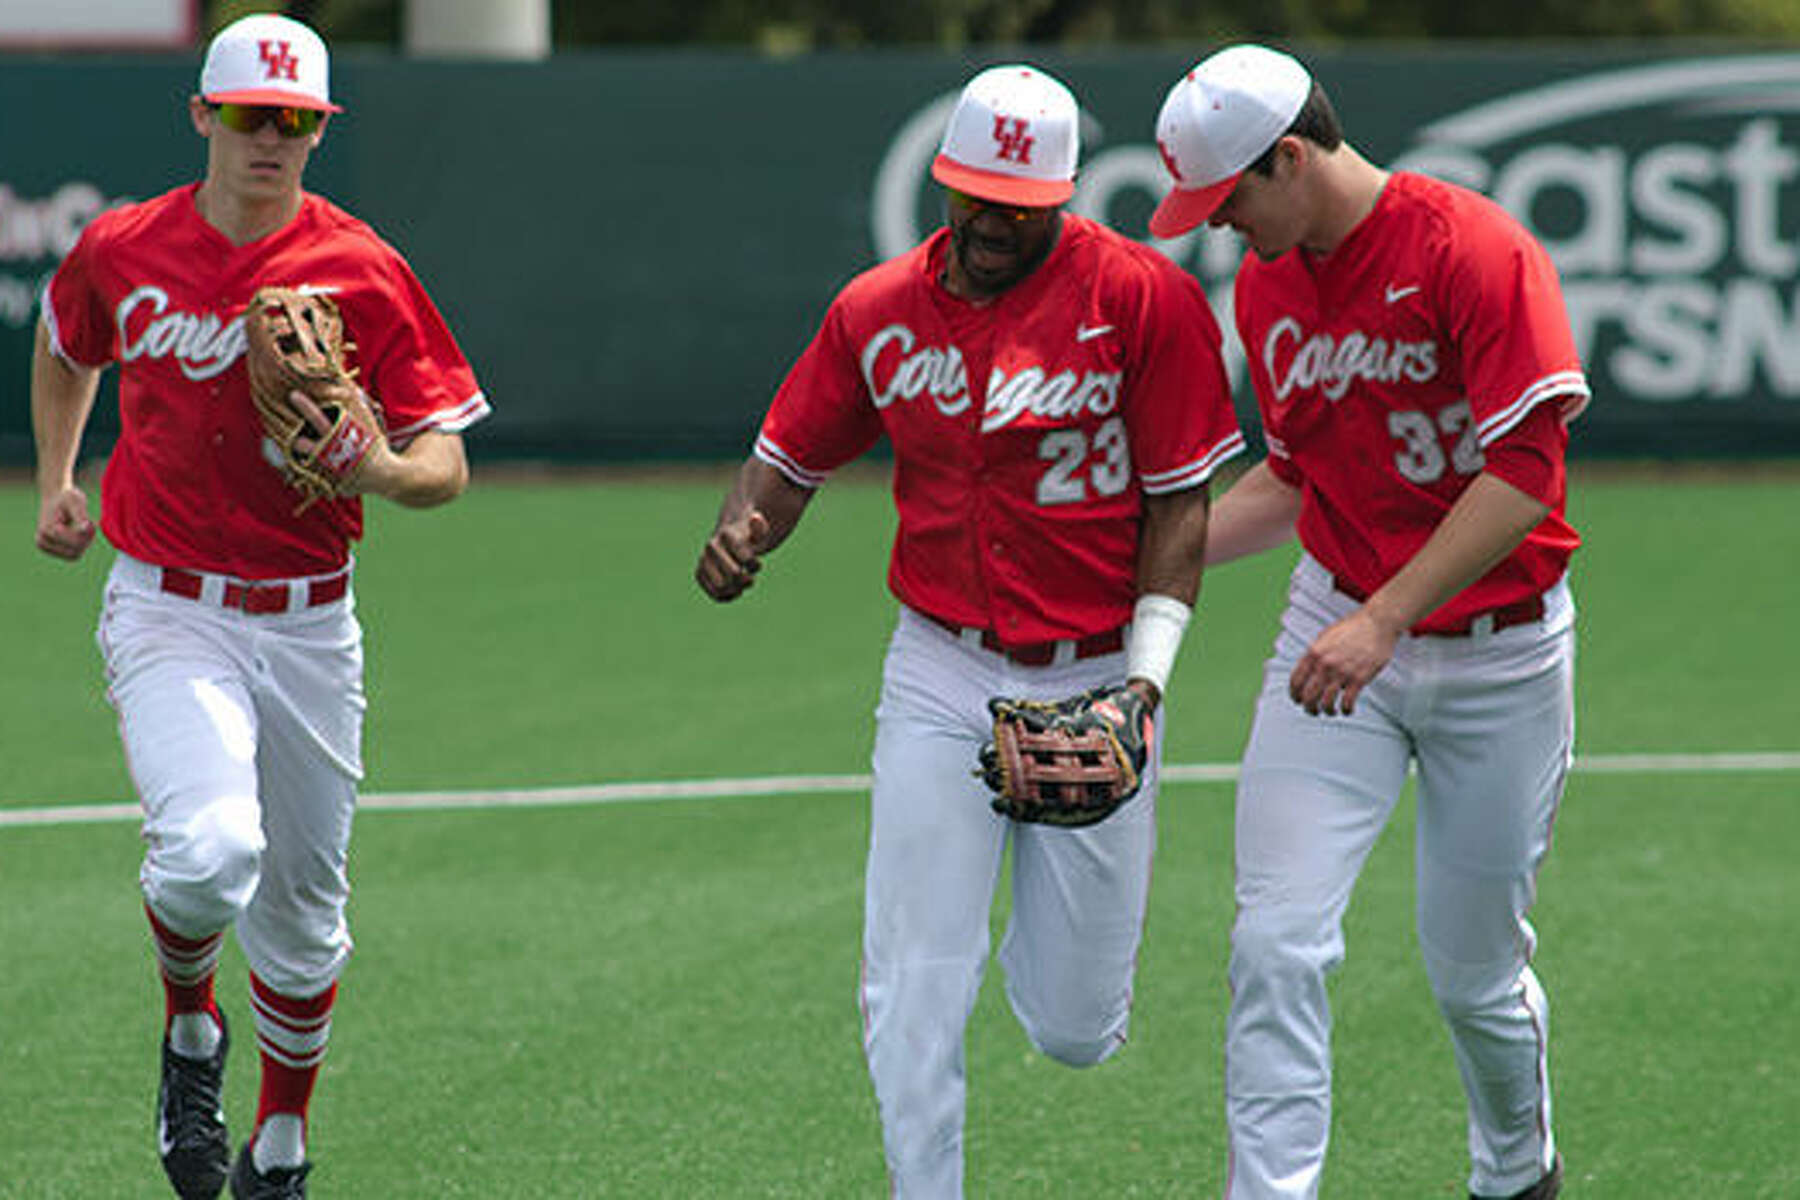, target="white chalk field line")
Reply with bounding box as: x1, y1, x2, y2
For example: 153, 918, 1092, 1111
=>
2, 751, 1796, 830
